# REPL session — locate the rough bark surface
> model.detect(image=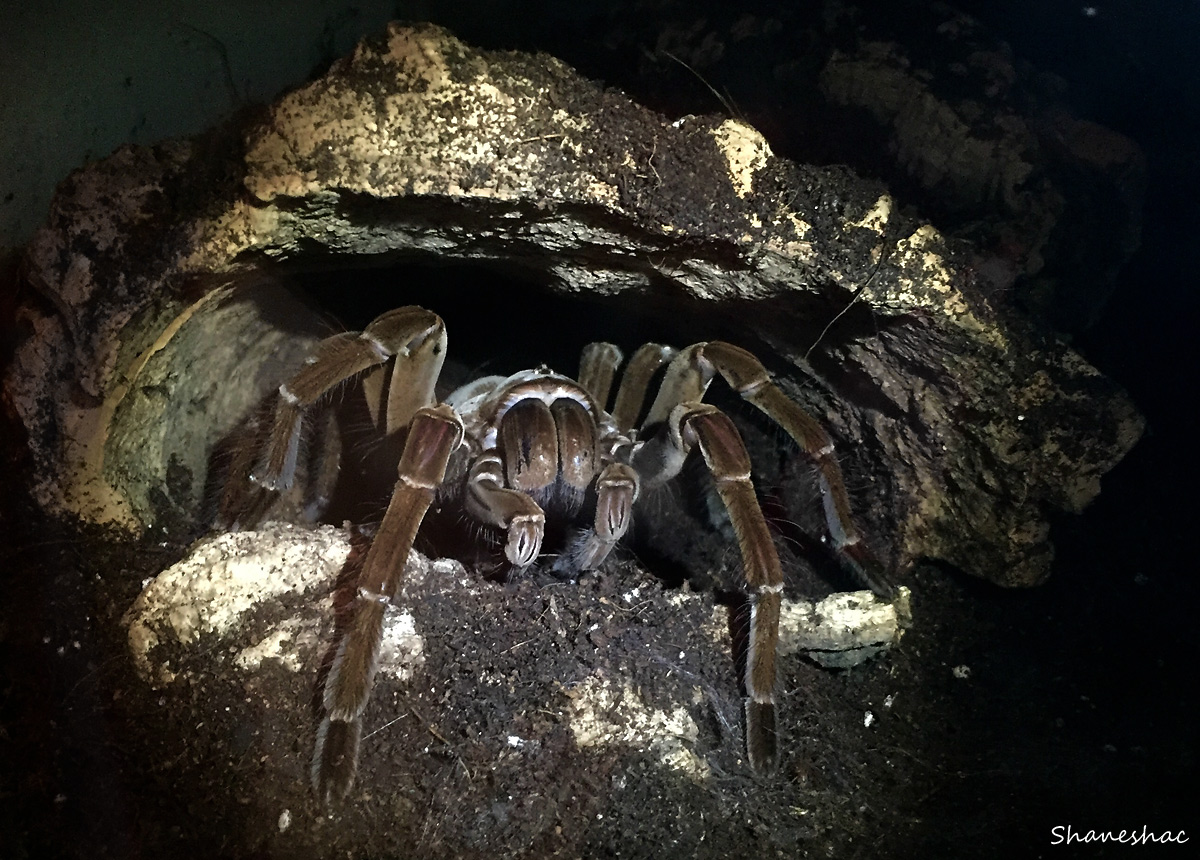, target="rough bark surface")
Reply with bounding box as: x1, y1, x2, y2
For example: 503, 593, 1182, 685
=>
6, 22, 1140, 584
608, 4, 1146, 334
